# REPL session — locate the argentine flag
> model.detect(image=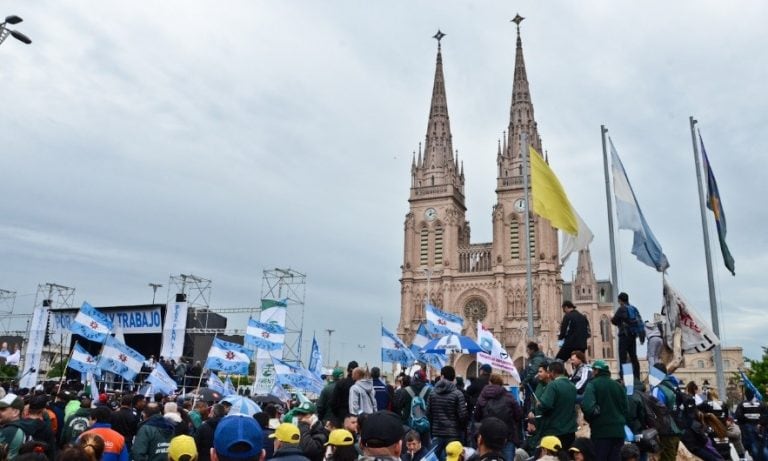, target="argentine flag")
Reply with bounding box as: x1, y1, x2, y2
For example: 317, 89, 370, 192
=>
205, 338, 252, 375
381, 326, 414, 365
147, 364, 178, 395
97, 336, 145, 381
245, 318, 285, 351
425, 304, 464, 336
70, 302, 113, 342
68, 342, 97, 374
